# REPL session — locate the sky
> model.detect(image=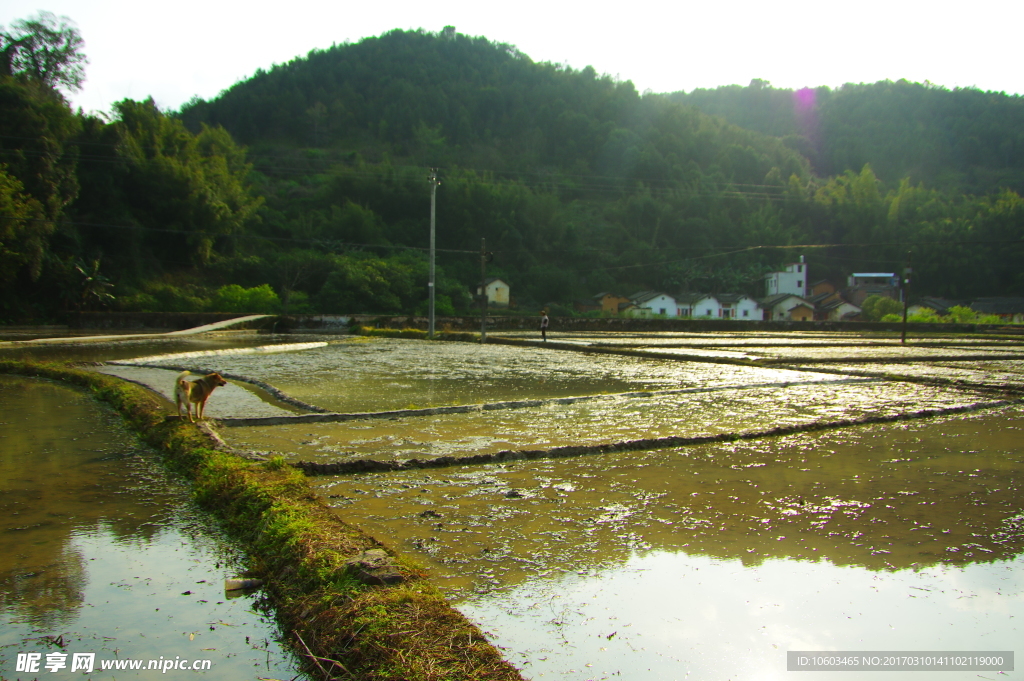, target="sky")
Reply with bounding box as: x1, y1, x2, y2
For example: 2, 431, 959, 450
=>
2, 0, 1022, 116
